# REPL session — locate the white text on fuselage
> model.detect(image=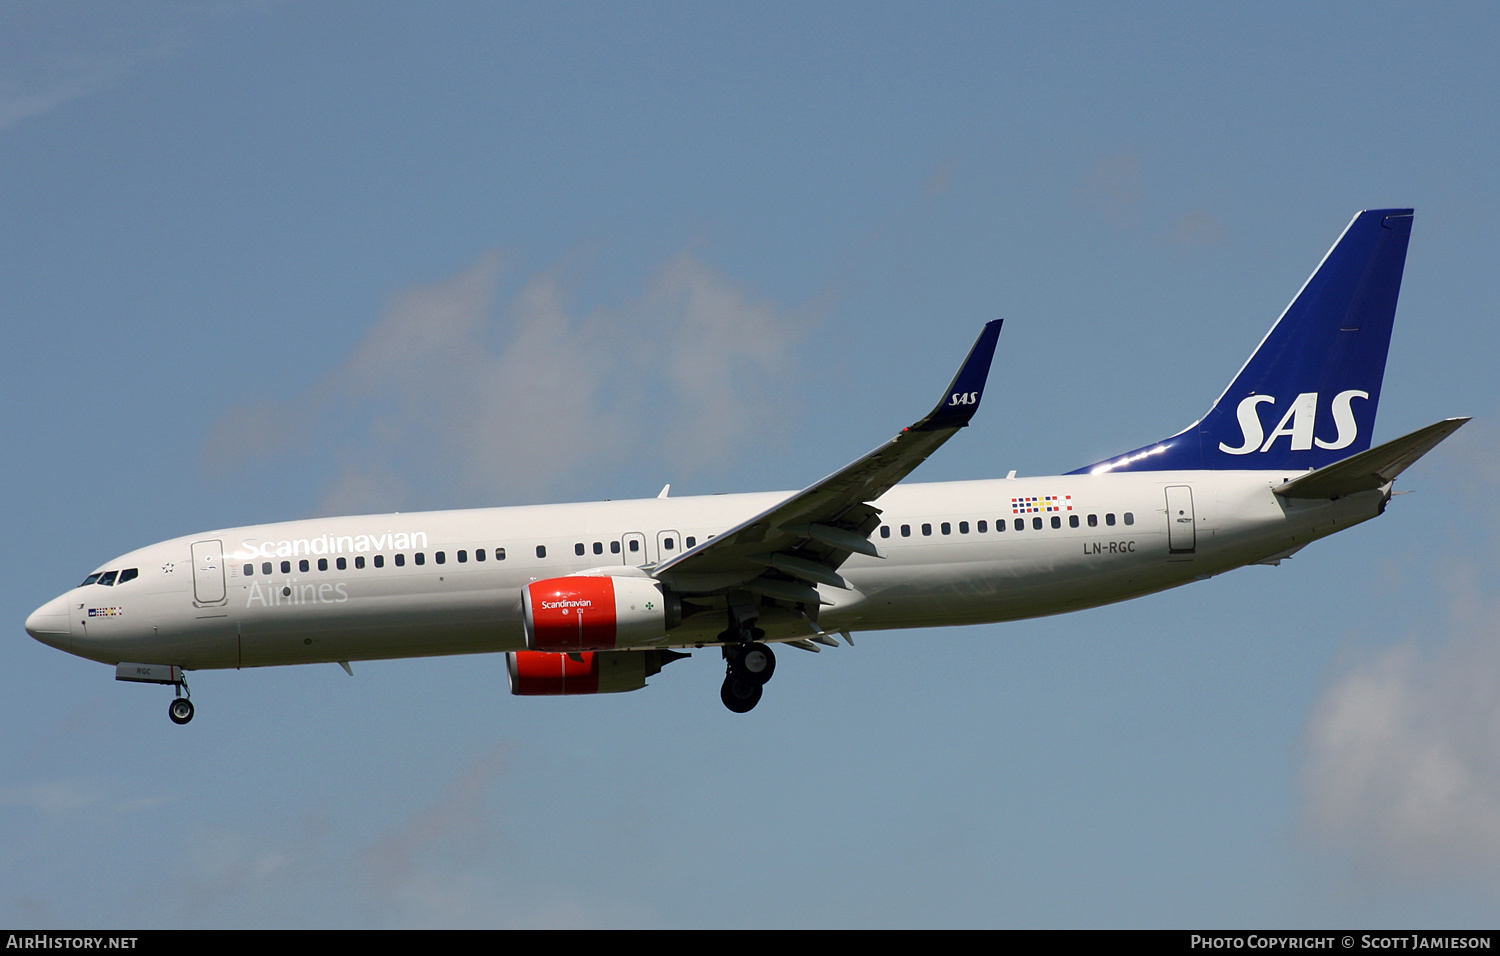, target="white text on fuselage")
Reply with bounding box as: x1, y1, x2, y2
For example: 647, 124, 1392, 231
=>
245, 580, 349, 607
233, 530, 429, 560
